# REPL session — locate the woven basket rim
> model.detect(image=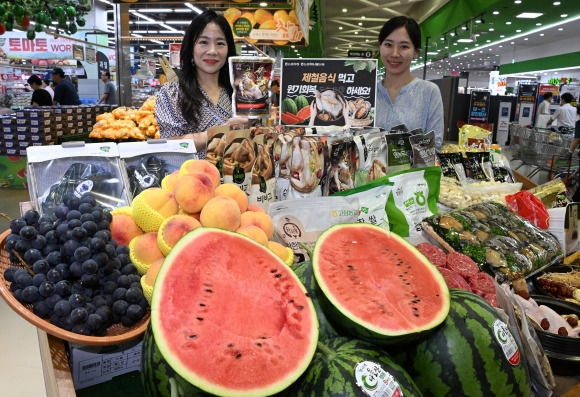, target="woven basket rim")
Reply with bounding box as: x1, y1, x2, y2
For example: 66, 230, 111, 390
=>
0, 229, 149, 346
